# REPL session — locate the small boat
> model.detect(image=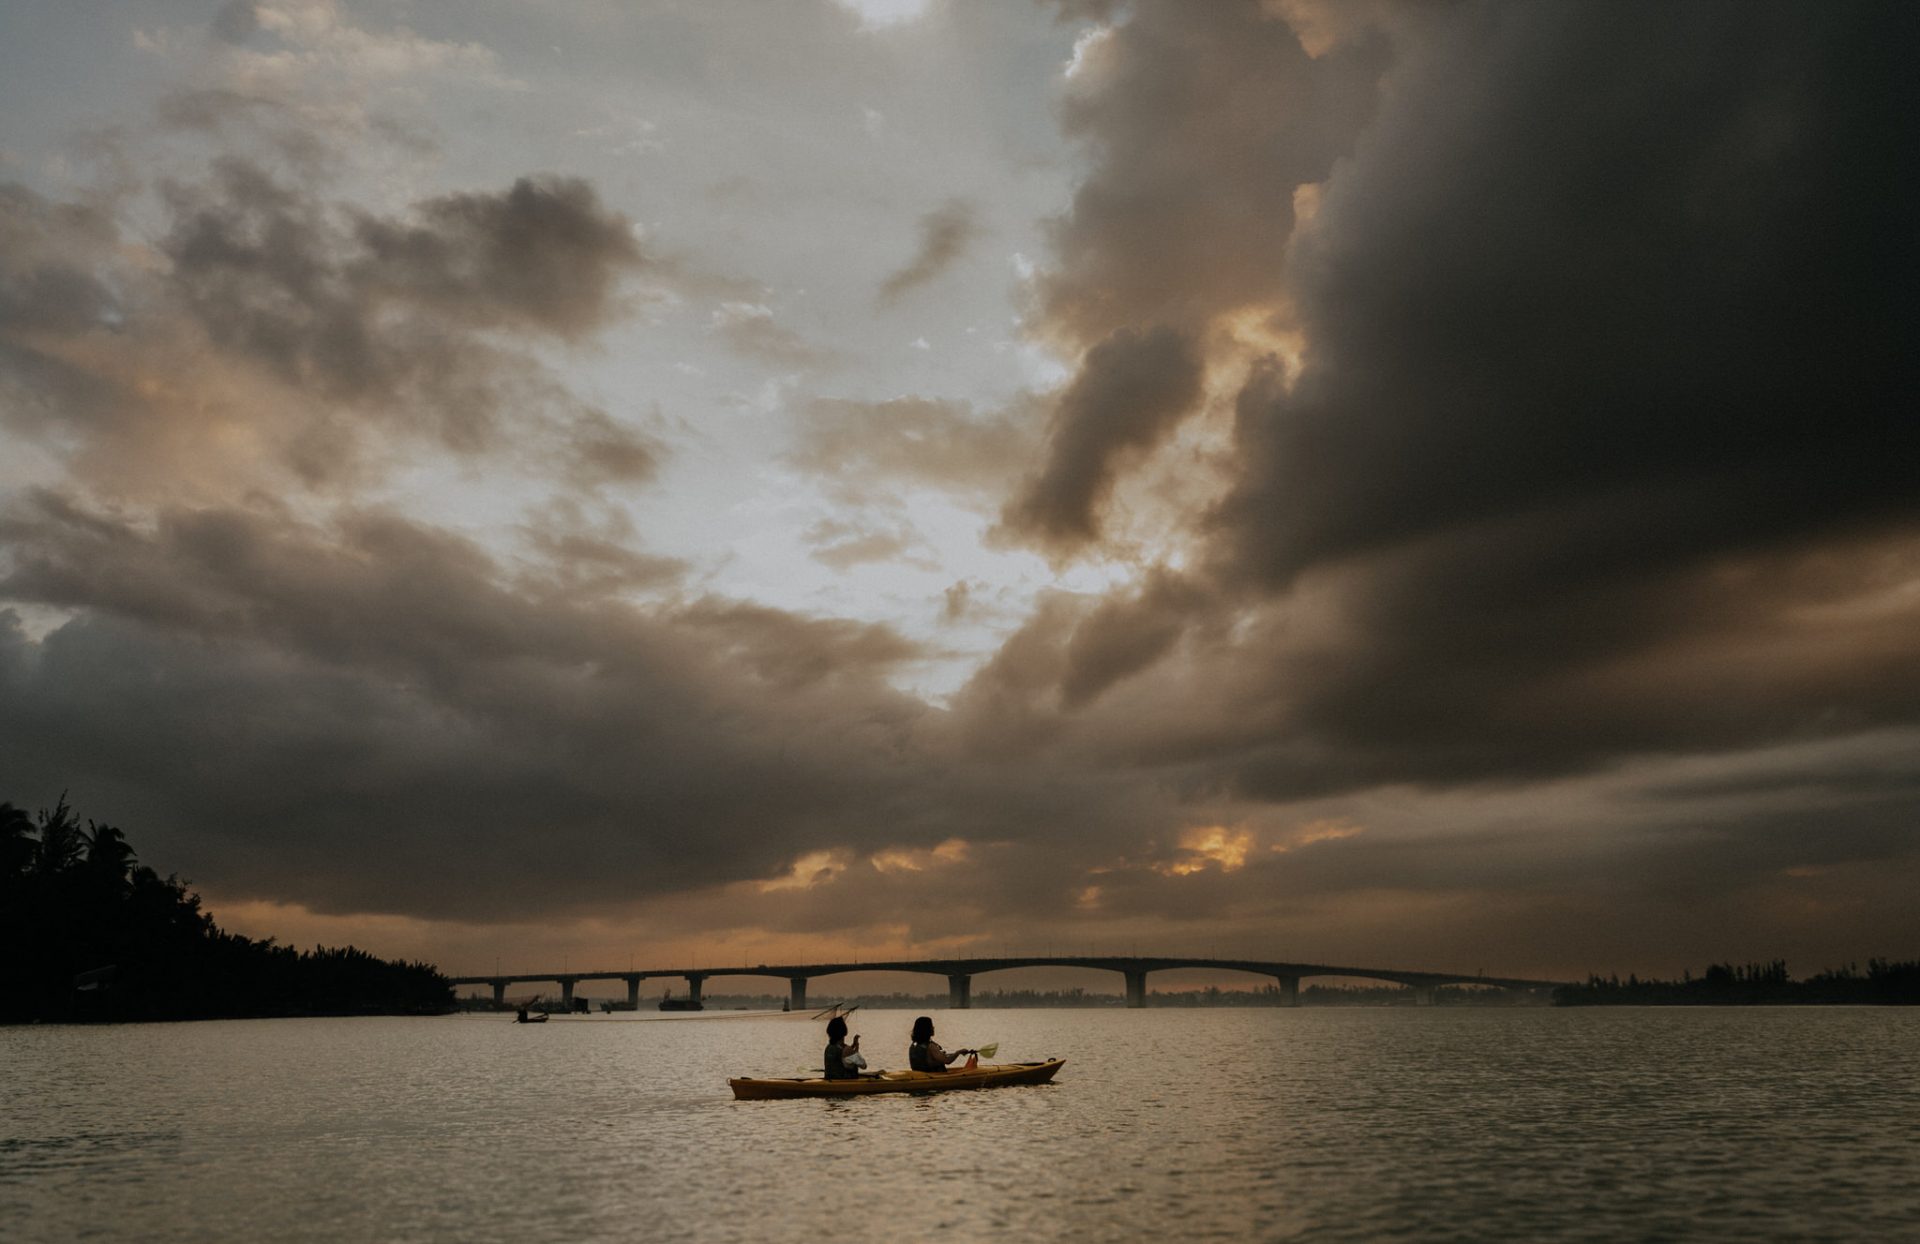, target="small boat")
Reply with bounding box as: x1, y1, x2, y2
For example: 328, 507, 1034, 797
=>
729, 1059, 1065, 1100
659, 996, 704, 1012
